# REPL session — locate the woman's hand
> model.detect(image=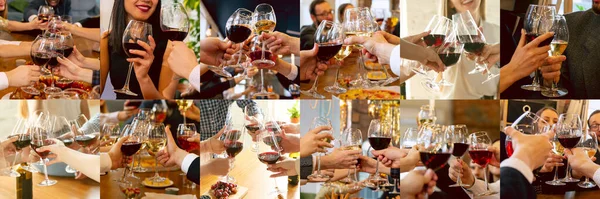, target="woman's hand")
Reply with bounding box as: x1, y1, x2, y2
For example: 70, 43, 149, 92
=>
448, 158, 475, 185
127, 36, 156, 79
267, 157, 297, 177
480, 43, 500, 66
56, 56, 93, 83
539, 153, 565, 173
28, 18, 47, 30
260, 31, 300, 55
180, 103, 200, 122
156, 127, 189, 168
6, 65, 40, 87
